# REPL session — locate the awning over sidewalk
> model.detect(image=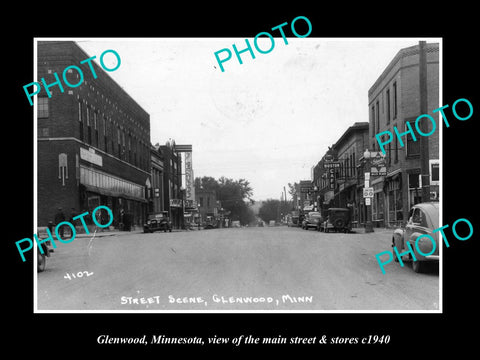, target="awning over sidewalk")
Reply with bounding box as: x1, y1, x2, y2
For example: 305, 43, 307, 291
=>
81, 183, 148, 203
